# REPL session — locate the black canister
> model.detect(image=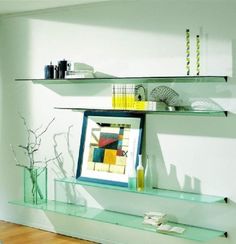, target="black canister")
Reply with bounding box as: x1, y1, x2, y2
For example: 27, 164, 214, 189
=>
54, 65, 59, 79
44, 62, 54, 79
58, 59, 67, 79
